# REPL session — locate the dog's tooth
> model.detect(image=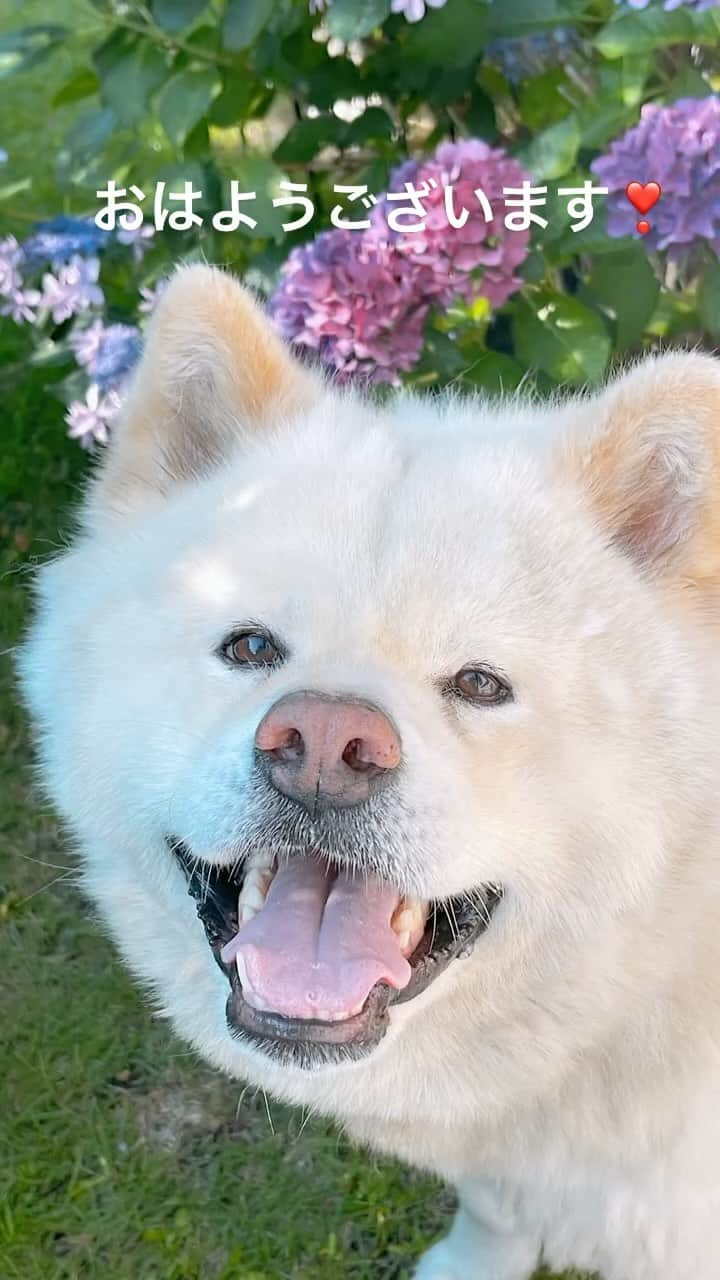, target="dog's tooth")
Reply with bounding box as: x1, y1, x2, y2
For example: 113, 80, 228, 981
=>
396, 930, 411, 954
